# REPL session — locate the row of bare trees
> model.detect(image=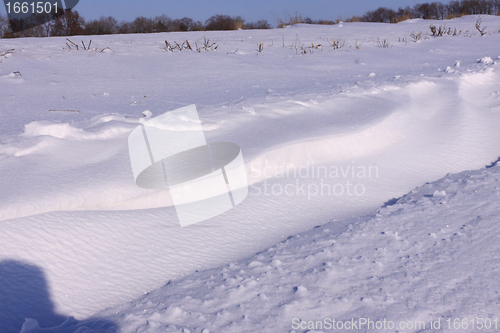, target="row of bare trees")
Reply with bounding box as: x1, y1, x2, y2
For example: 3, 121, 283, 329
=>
0, 12, 270, 37
1, 0, 499, 38
358, 0, 500, 23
